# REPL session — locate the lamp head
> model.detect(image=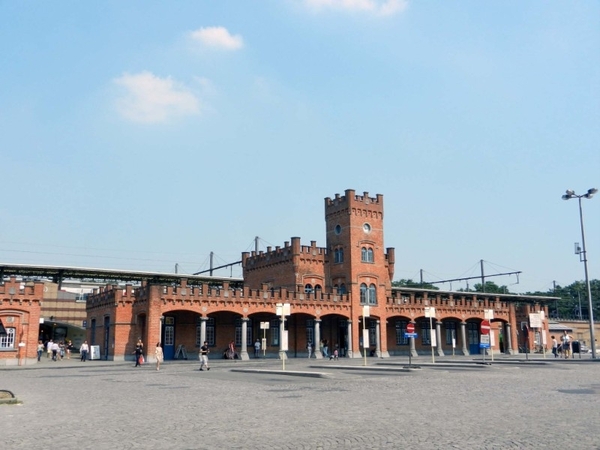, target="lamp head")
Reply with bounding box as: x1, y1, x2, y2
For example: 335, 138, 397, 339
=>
584, 188, 598, 199
566, 189, 575, 196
